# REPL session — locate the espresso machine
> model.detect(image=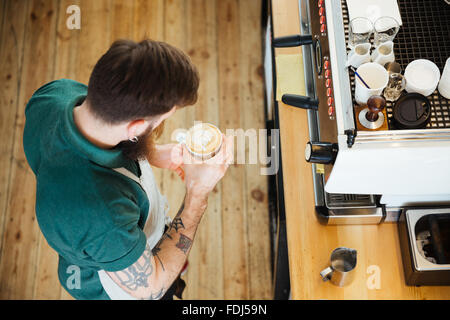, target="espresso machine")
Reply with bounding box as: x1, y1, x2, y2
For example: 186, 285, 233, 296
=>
272, 0, 450, 285
273, 0, 450, 224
